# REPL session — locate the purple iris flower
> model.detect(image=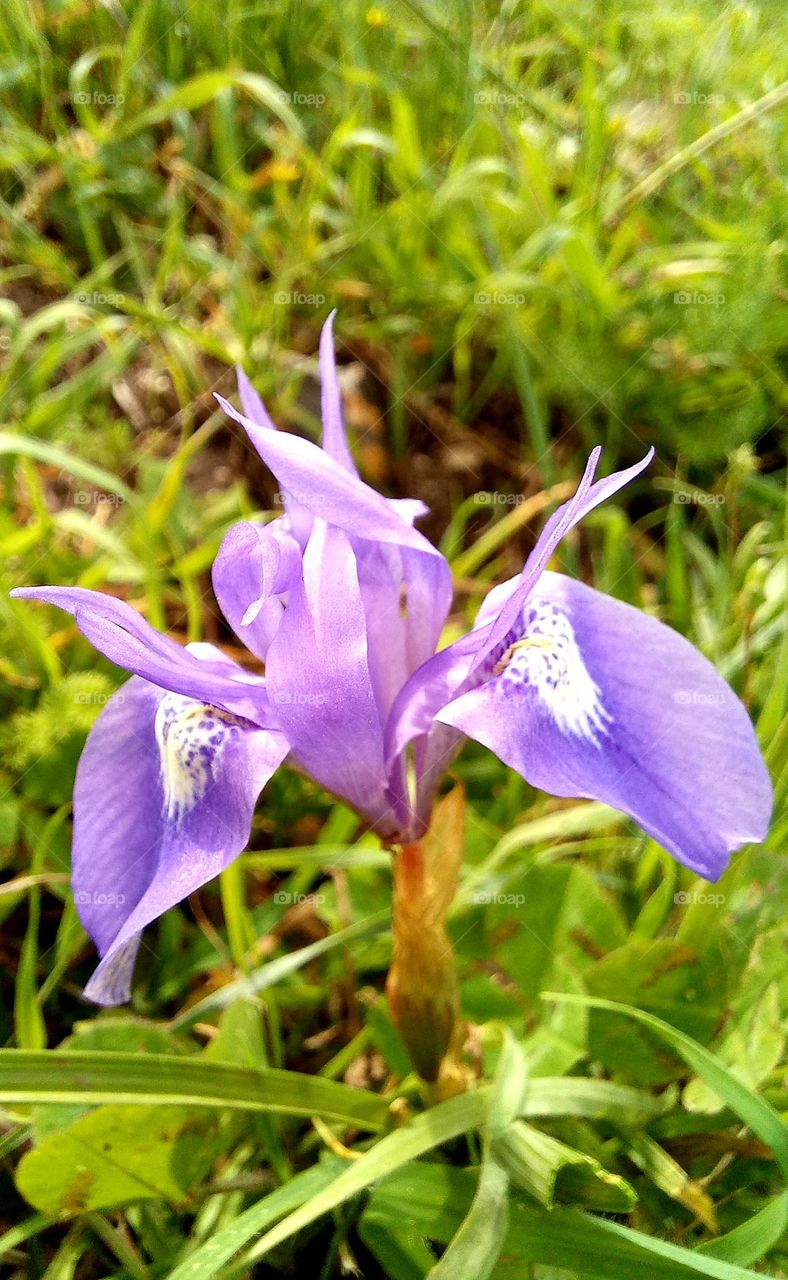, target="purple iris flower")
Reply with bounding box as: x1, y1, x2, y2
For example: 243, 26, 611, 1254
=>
12, 314, 771, 1005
